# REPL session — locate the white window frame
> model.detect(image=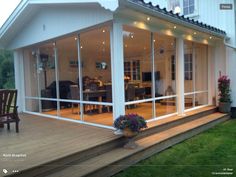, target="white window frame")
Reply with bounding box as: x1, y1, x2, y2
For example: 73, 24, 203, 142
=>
168, 0, 199, 17
183, 0, 199, 17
